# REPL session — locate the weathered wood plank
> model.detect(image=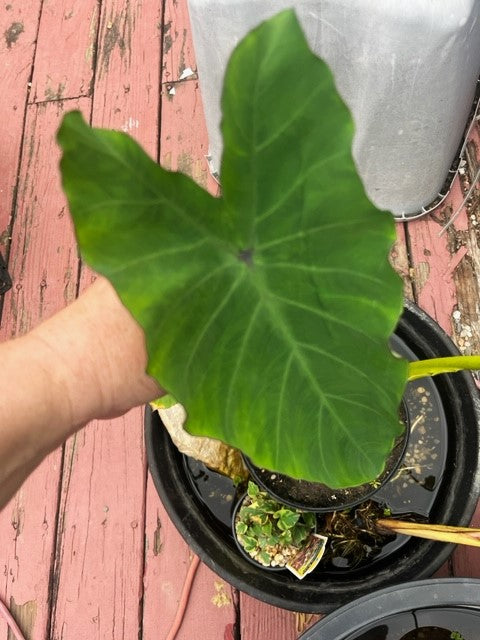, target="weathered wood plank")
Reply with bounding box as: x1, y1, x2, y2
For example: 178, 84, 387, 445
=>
240, 596, 323, 639
240, 596, 311, 640
0, 96, 87, 640
160, 78, 219, 194
143, 484, 237, 640
0, 100, 81, 341
93, 0, 162, 132
48, 411, 147, 640
142, 482, 184, 640
0, 453, 60, 640
404, 159, 480, 374
446, 134, 480, 361
0, 0, 42, 253
0, 102, 82, 334
404, 191, 469, 335
162, 0, 197, 85
49, 1, 162, 637
391, 223, 414, 301
30, 0, 99, 104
